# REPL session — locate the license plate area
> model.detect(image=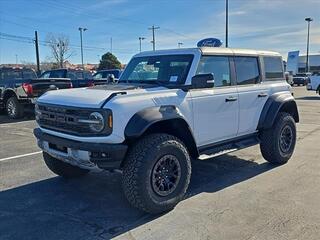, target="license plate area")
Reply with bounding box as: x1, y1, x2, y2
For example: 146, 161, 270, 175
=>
48, 143, 68, 153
